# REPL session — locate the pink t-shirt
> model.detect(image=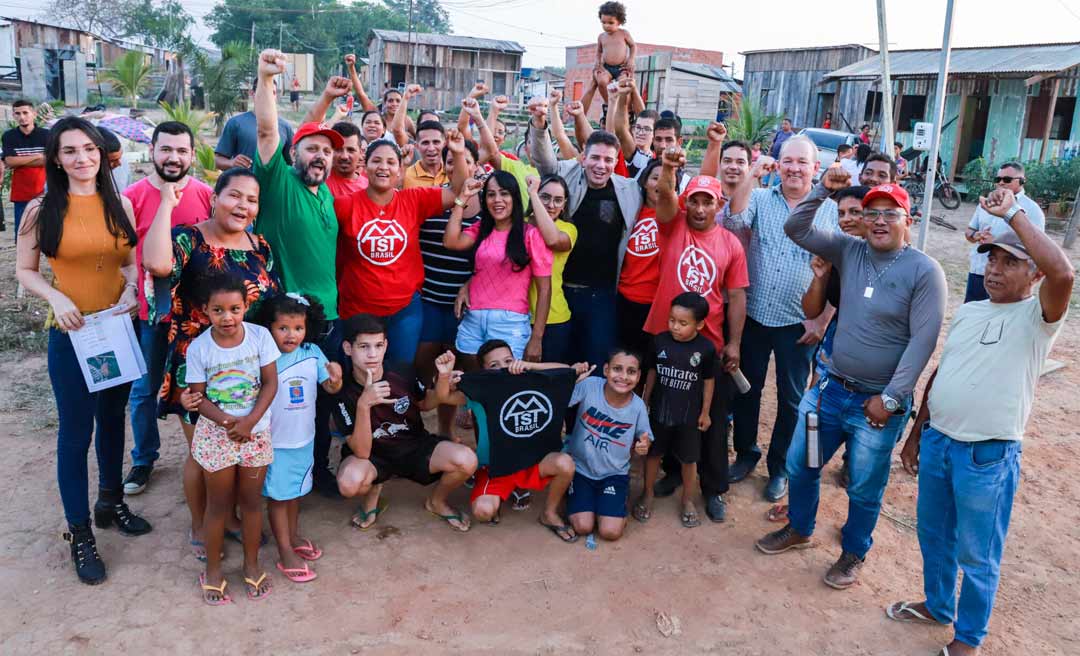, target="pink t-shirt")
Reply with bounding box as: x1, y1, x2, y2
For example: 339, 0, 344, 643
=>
464, 222, 552, 315
326, 171, 368, 200
124, 176, 214, 321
